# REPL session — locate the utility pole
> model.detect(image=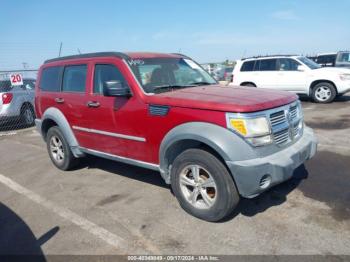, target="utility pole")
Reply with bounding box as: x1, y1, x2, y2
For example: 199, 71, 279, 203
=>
58, 42, 63, 57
